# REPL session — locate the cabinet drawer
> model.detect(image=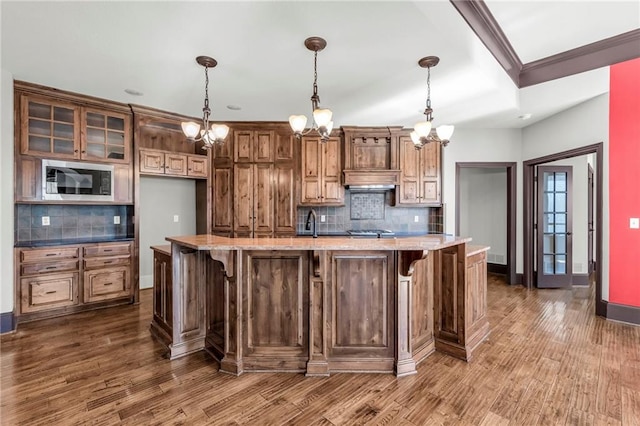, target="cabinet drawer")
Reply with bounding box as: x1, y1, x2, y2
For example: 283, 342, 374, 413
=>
83, 243, 131, 258
83, 267, 131, 303
20, 247, 79, 263
20, 273, 79, 313
84, 256, 130, 269
21, 260, 79, 276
